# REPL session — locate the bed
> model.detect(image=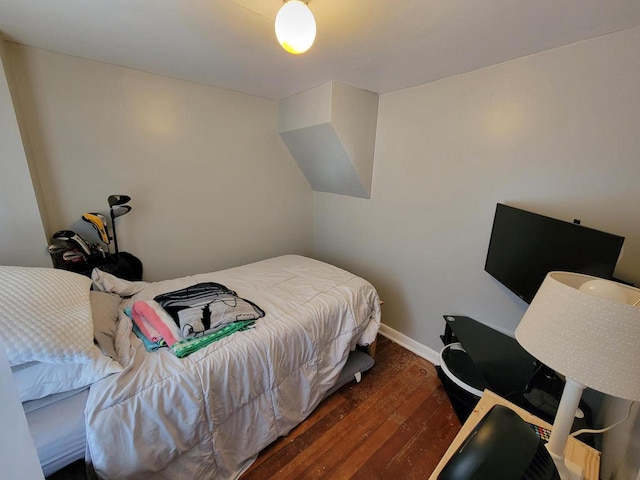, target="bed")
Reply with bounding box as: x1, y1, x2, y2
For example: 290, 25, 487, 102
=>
2, 255, 381, 479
